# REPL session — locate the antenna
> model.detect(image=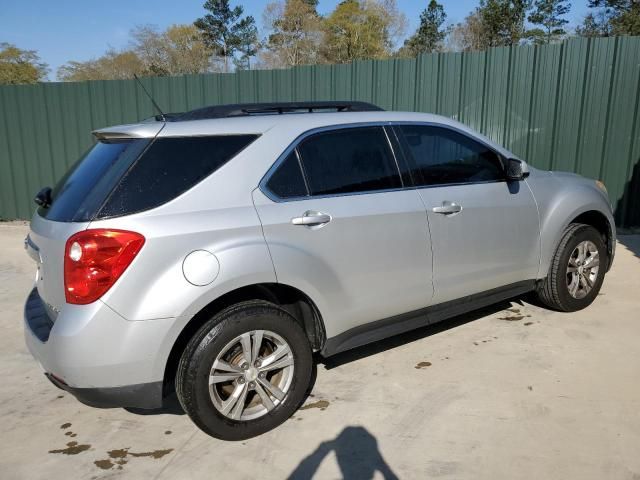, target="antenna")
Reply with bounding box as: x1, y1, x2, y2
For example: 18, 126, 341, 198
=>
133, 74, 166, 122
